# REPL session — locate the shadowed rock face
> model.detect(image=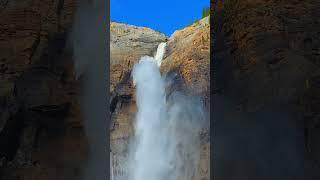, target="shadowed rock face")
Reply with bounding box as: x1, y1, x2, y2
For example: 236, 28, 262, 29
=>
212, 0, 320, 179
0, 0, 89, 179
